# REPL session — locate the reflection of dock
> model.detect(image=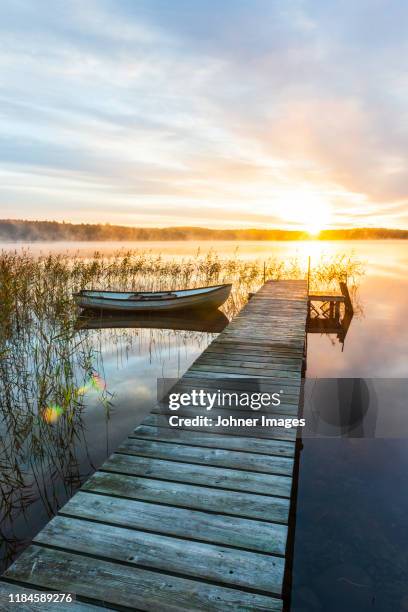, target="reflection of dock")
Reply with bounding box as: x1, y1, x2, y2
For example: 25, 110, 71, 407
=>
308, 281, 354, 348
2, 281, 308, 610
